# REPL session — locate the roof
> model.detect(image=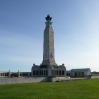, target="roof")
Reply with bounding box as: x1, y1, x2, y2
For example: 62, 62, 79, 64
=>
71, 68, 90, 72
